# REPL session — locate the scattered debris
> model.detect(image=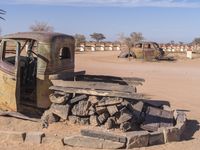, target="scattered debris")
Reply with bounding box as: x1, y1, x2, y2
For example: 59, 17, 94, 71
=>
0, 110, 40, 122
